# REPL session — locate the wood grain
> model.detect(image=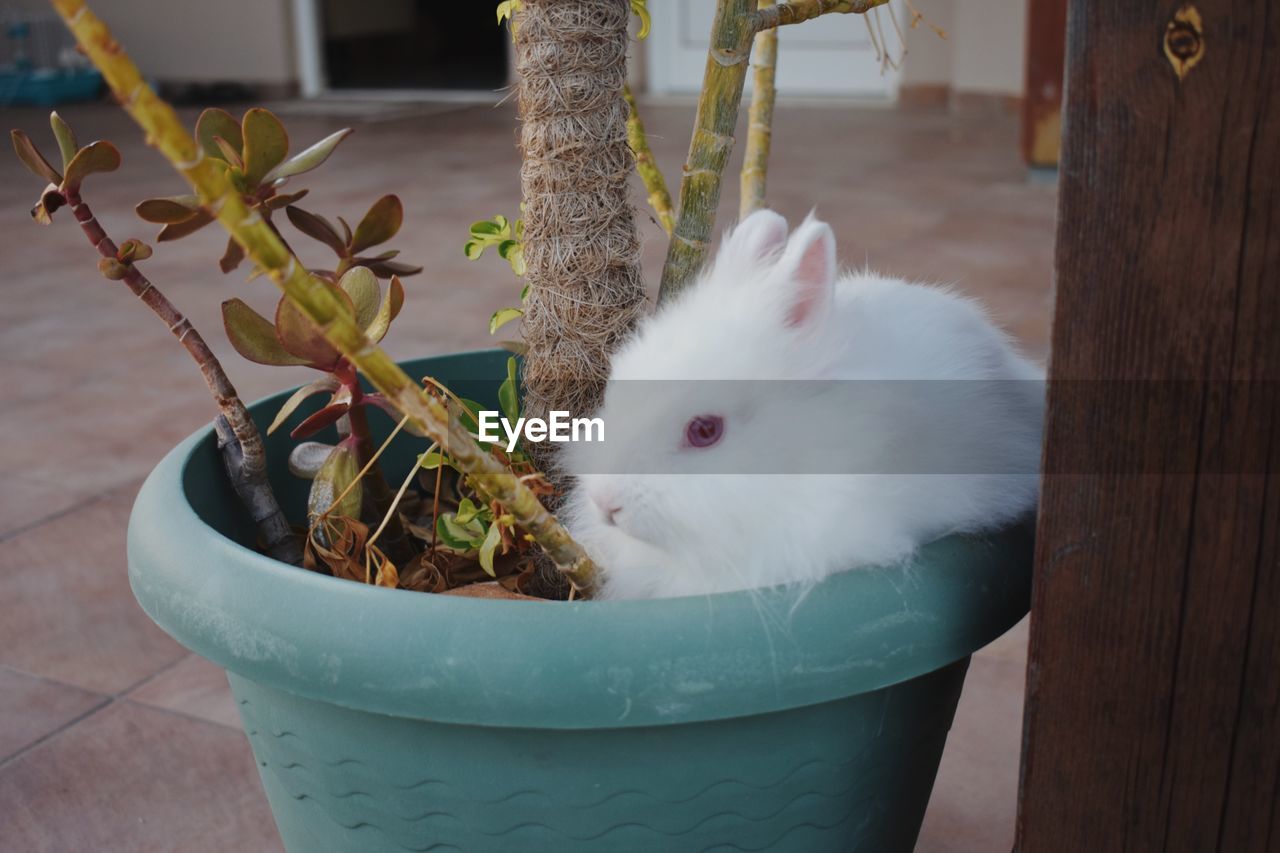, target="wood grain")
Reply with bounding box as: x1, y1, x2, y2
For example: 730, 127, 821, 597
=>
1017, 1, 1279, 851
